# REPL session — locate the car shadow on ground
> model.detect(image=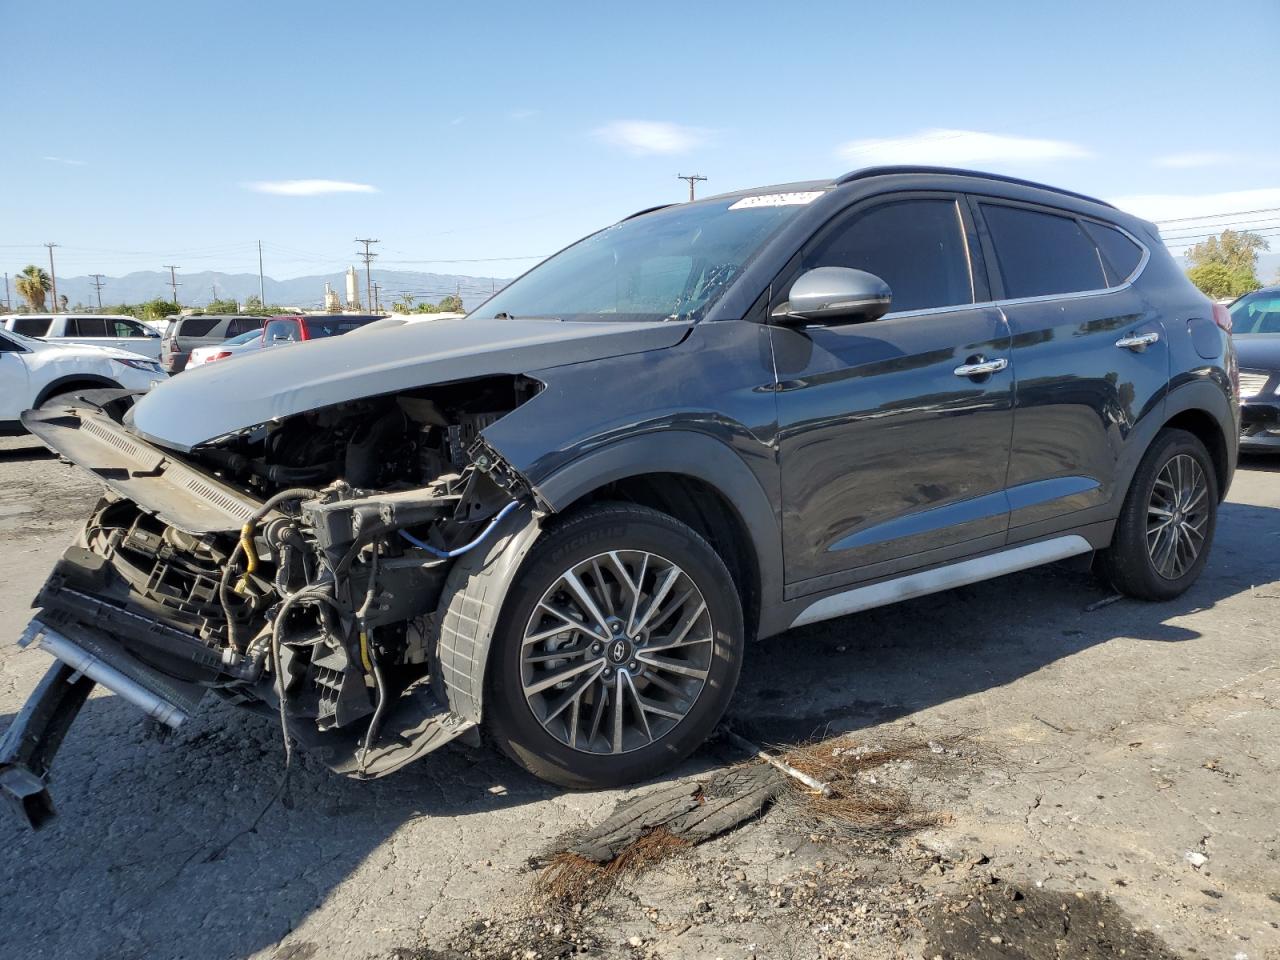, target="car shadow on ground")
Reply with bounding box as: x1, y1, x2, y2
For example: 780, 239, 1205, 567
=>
2, 496, 1277, 960
0, 443, 54, 462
